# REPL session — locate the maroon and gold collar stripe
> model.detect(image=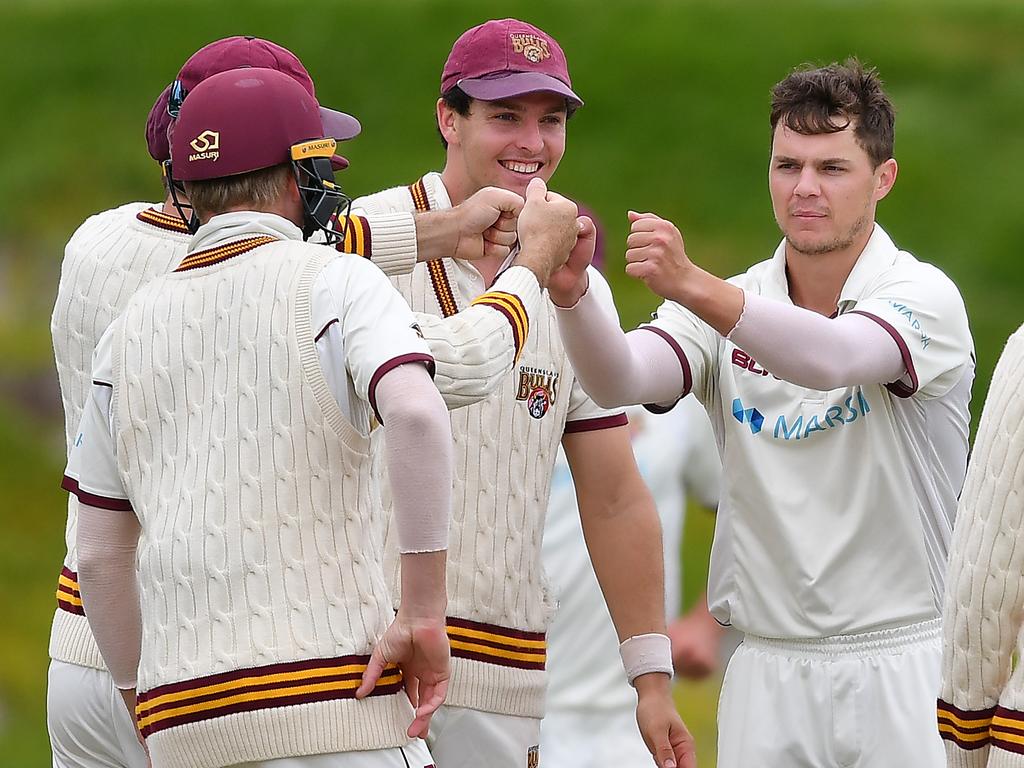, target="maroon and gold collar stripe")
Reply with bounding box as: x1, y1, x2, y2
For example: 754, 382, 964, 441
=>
136, 208, 190, 234
136, 654, 402, 738
937, 699, 994, 750
470, 290, 528, 362
56, 566, 84, 616
174, 236, 278, 273
409, 179, 460, 318
337, 214, 372, 257
446, 617, 545, 671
